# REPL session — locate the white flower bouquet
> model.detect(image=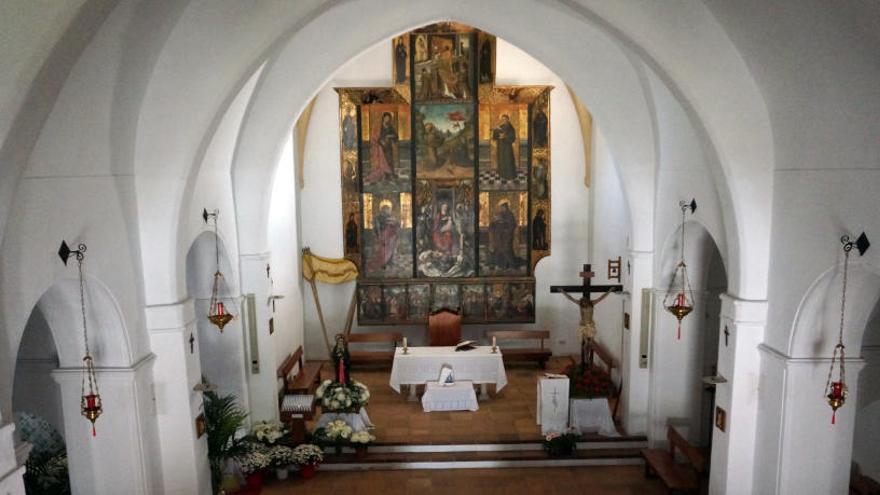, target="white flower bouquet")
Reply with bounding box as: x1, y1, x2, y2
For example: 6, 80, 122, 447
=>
324, 419, 353, 441
315, 379, 371, 413
237, 445, 271, 474
292, 444, 324, 466
266, 445, 295, 468
350, 430, 376, 445
251, 420, 286, 445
